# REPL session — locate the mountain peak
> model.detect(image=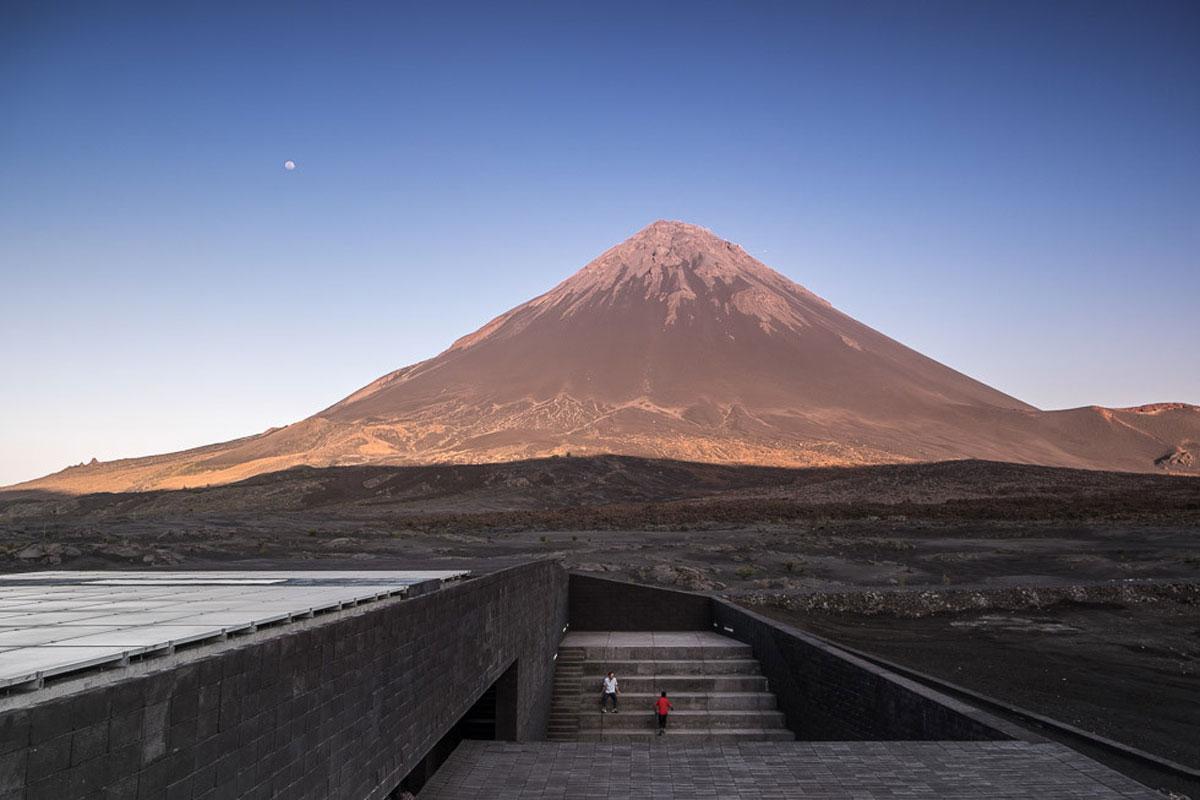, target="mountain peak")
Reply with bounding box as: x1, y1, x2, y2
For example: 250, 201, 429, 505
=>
532, 219, 828, 332
636, 218, 720, 238
439, 220, 817, 354
566, 219, 770, 289
611, 219, 740, 260
13, 220, 1198, 495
